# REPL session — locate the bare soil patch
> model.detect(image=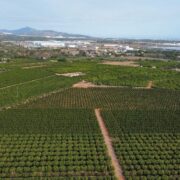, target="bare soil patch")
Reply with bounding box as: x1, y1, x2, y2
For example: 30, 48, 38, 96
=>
22, 65, 47, 69
95, 109, 124, 180
146, 81, 153, 89
72, 81, 127, 88
73, 80, 154, 89
101, 61, 139, 67
56, 72, 85, 77
73, 81, 97, 88
172, 68, 180, 72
